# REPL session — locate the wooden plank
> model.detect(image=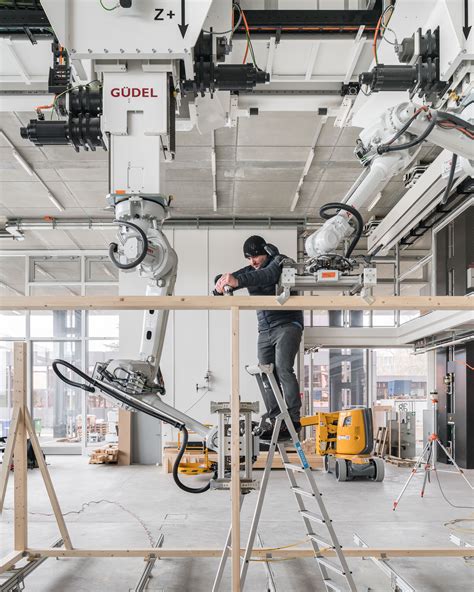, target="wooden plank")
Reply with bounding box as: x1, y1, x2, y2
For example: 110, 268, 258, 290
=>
118, 409, 131, 466
13, 342, 27, 552
230, 306, 240, 592
0, 295, 472, 312
0, 408, 19, 510
0, 550, 24, 575
24, 408, 73, 550
24, 547, 474, 559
